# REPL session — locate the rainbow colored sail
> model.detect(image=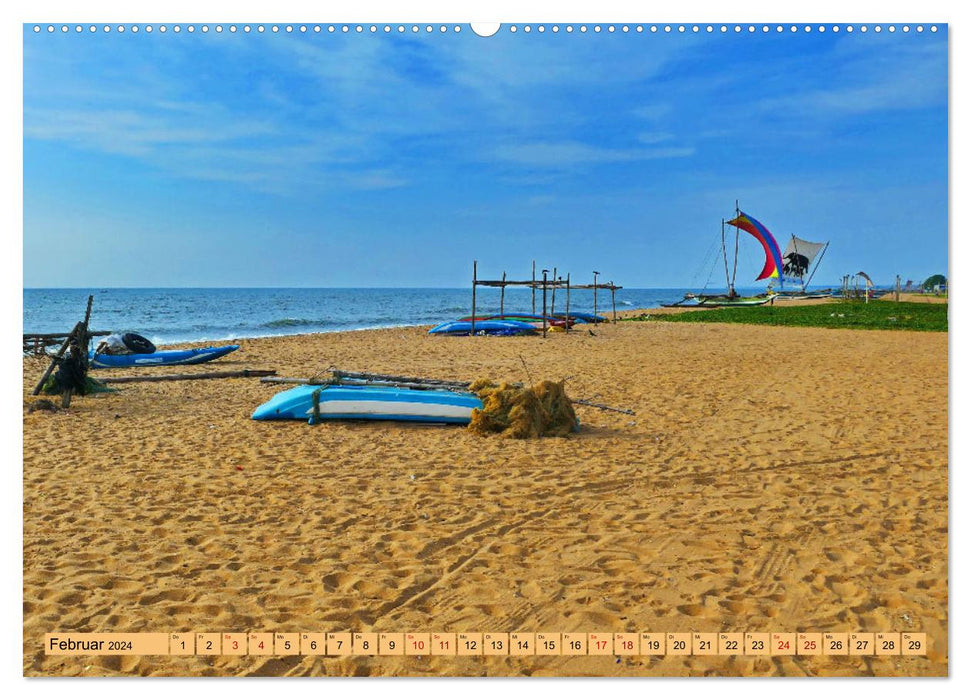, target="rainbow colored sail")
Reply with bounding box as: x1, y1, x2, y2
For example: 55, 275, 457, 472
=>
726, 211, 784, 282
